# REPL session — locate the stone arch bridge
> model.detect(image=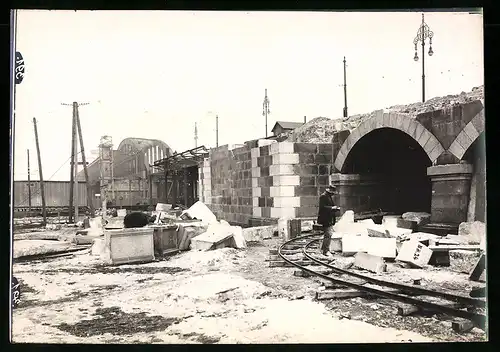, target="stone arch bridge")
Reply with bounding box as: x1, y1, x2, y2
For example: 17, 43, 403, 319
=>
330, 99, 485, 228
